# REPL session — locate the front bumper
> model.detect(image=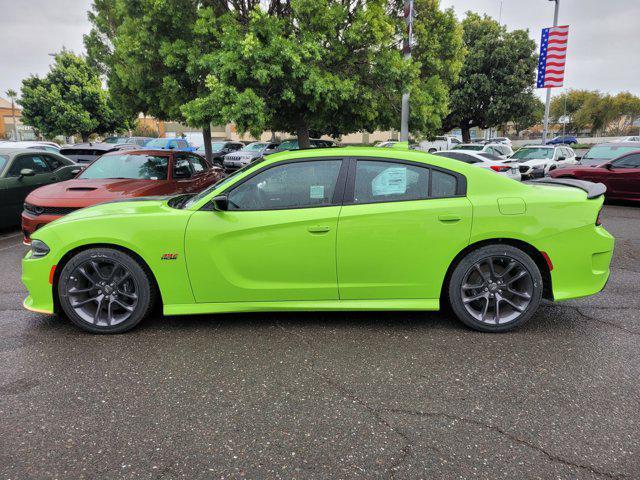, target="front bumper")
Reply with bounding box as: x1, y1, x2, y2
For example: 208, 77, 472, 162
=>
22, 248, 56, 315
21, 211, 63, 243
